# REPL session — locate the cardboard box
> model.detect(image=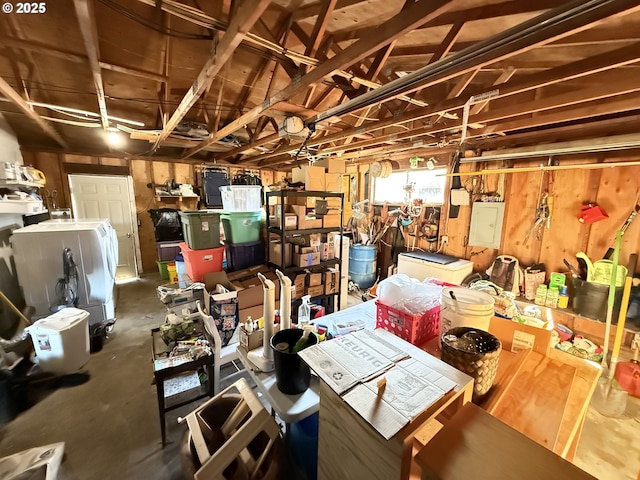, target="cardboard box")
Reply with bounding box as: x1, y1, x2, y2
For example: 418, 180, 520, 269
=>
314, 158, 346, 173
324, 173, 341, 192
306, 285, 324, 297
307, 272, 322, 286
327, 197, 342, 208
323, 213, 342, 228
325, 269, 340, 295
290, 273, 306, 299
291, 166, 324, 191
203, 271, 239, 331
269, 240, 292, 267
488, 316, 552, 356
239, 325, 263, 351
295, 251, 320, 267
320, 243, 335, 261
